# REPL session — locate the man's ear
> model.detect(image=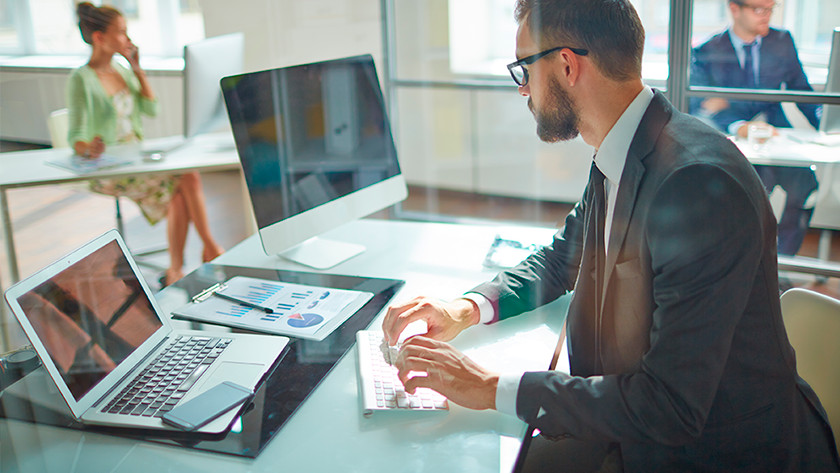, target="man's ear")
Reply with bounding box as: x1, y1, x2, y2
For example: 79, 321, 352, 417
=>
557, 49, 582, 87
